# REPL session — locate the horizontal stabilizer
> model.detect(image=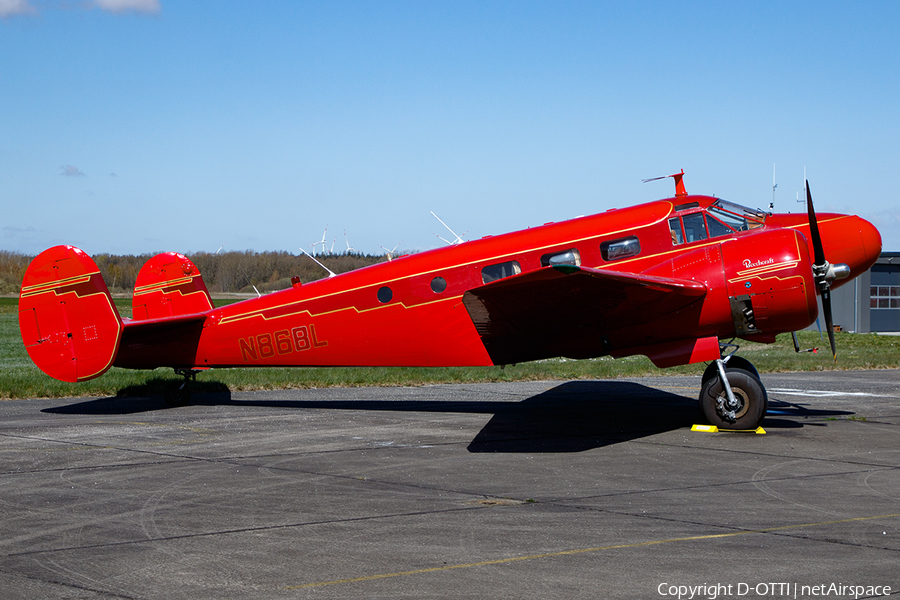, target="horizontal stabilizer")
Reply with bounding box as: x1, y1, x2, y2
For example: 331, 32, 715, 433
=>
115, 312, 208, 370
462, 265, 707, 365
